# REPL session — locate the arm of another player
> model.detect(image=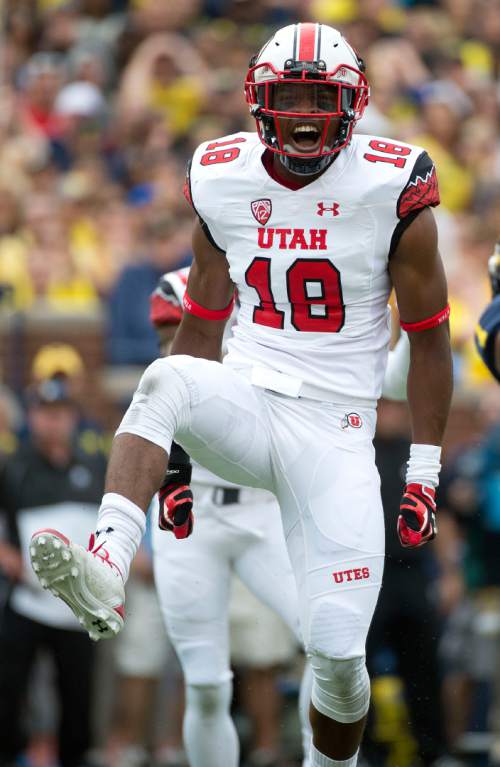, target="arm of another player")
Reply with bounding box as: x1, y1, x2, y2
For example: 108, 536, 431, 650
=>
389, 207, 453, 547
170, 218, 235, 361
381, 330, 410, 401
494, 328, 500, 377
475, 243, 500, 382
